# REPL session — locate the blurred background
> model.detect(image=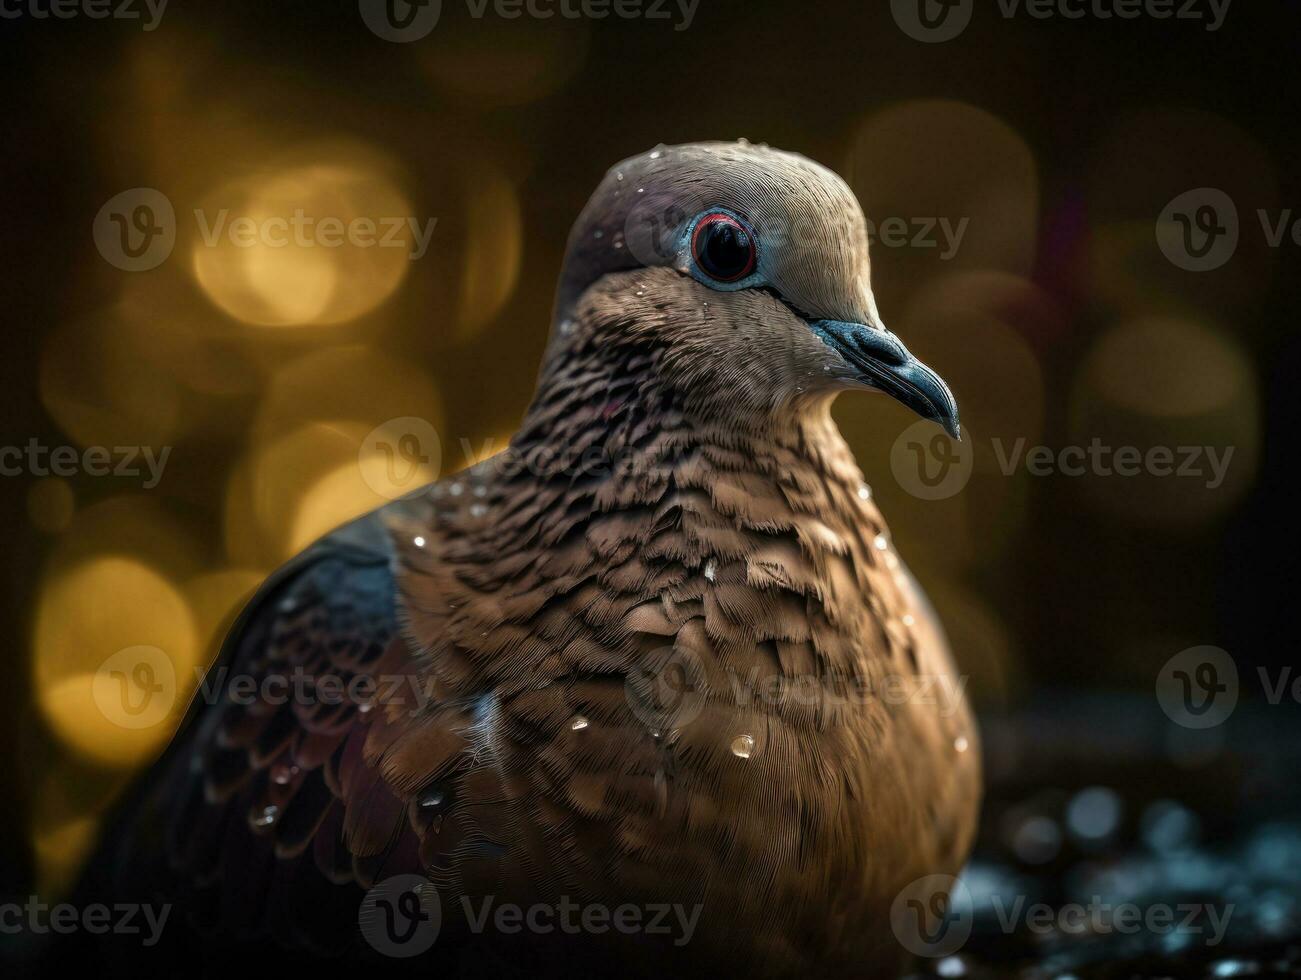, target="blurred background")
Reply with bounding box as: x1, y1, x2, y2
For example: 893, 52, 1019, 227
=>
2, 0, 1299, 973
